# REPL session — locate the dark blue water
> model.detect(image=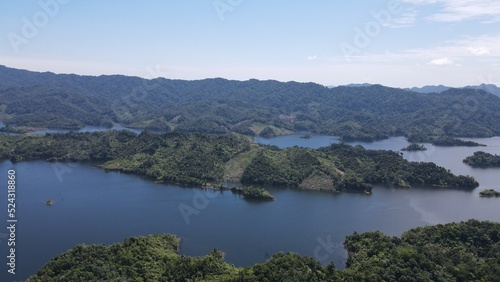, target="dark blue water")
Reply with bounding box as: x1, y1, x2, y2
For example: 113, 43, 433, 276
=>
1, 134, 500, 281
